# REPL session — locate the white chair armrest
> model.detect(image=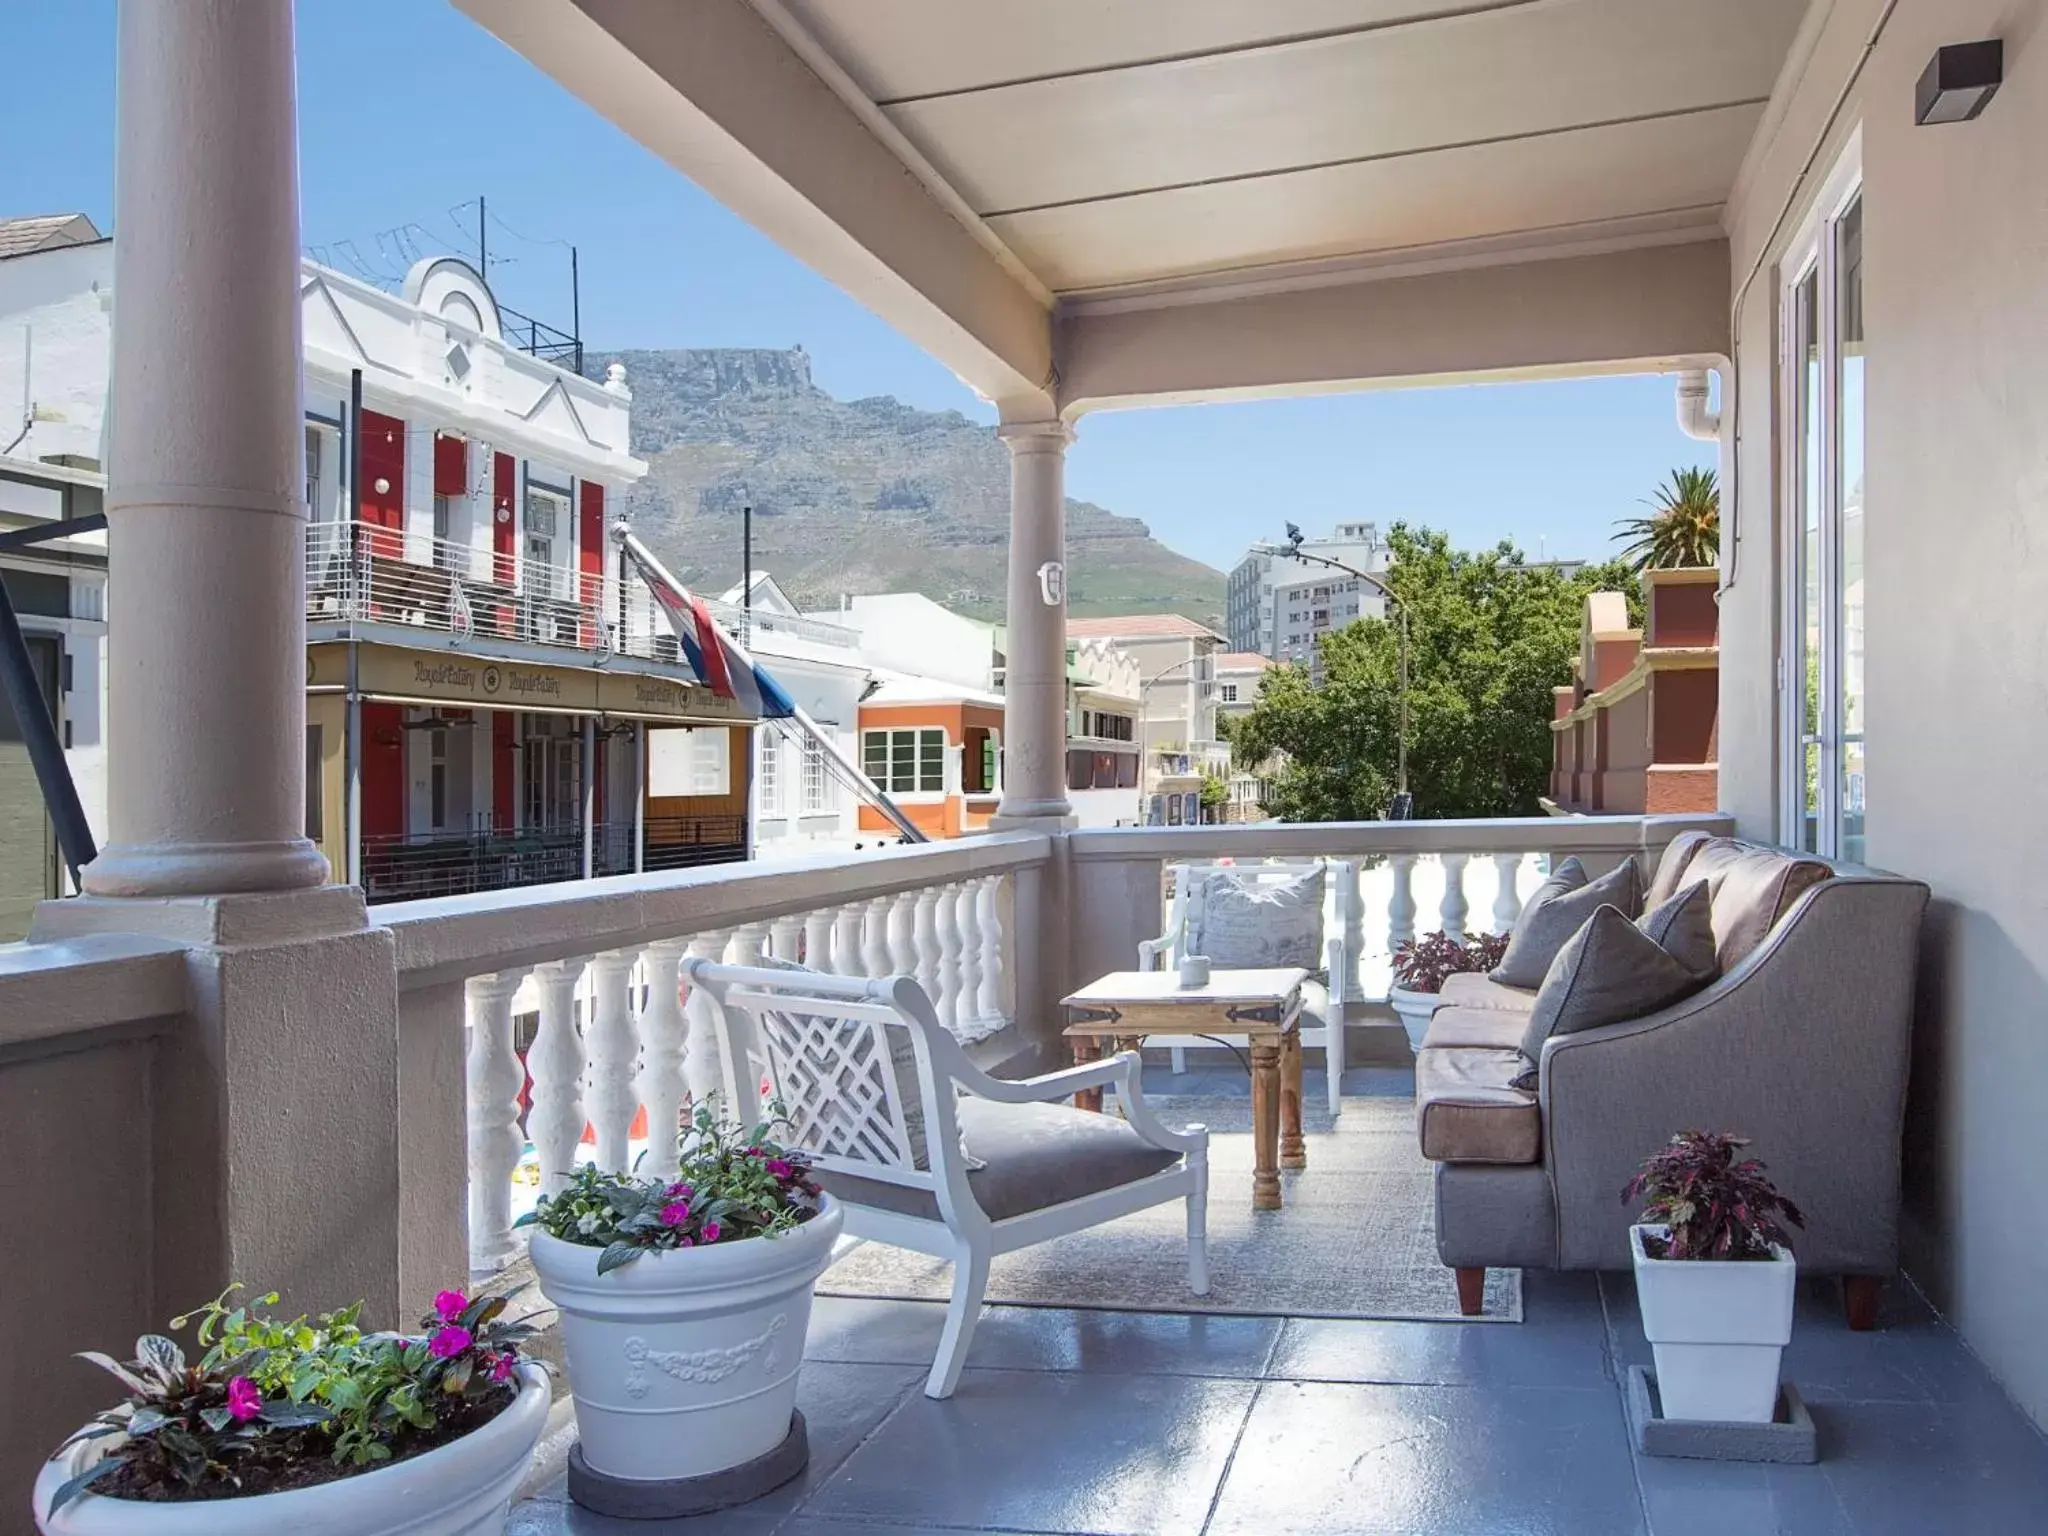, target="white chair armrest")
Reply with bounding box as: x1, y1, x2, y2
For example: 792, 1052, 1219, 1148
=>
950, 1052, 1206, 1155
1138, 933, 1176, 970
